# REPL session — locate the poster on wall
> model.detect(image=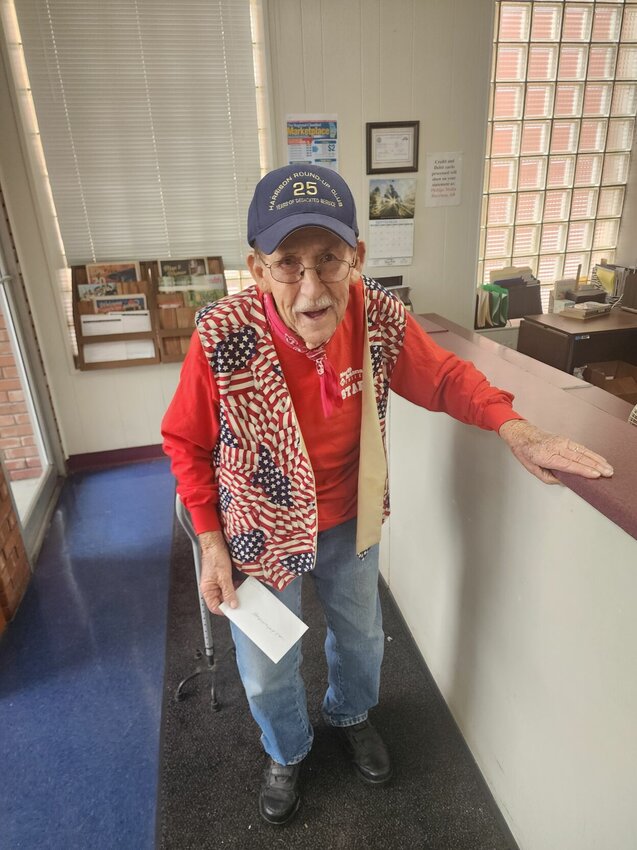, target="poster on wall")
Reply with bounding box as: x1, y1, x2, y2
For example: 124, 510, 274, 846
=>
425, 152, 463, 207
286, 114, 338, 171
367, 178, 416, 266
